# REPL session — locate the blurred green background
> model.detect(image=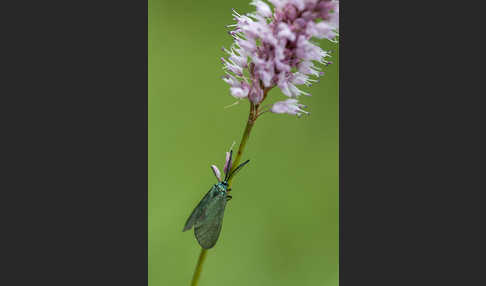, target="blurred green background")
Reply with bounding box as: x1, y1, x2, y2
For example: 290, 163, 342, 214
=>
149, 1, 339, 285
